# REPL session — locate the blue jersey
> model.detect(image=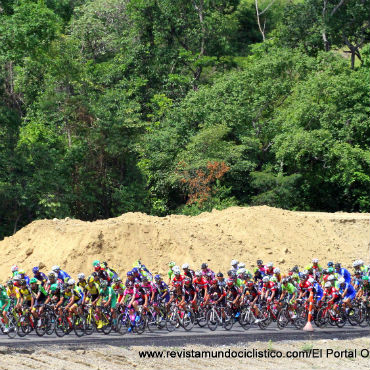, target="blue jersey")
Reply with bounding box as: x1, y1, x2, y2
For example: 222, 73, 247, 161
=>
337, 268, 351, 283
58, 270, 71, 281
34, 272, 48, 286
313, 282, 323, 298
339, 283, 356, 298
